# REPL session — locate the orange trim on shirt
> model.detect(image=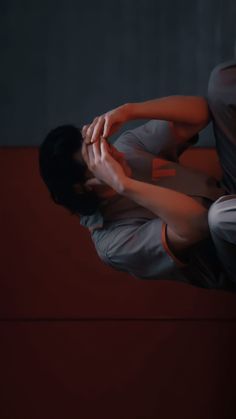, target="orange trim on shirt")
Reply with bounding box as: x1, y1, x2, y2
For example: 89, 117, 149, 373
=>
152, 157, 169, 169
152, 168, 176, 178
152, 158, 176, 179
161, 222, 188, 268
